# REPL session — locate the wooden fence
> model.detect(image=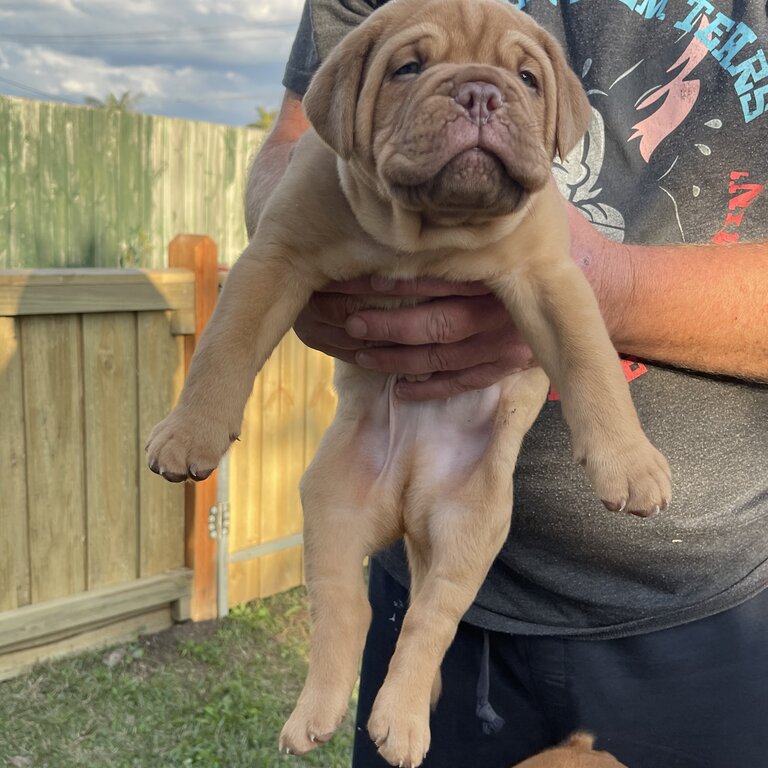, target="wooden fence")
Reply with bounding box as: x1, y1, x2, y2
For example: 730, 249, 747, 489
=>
0, 95, 262, 270
0, 237, 337, 678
